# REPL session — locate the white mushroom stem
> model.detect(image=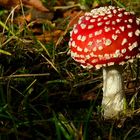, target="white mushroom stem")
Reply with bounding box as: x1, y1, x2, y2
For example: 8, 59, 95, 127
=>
102, 65, 125, 119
